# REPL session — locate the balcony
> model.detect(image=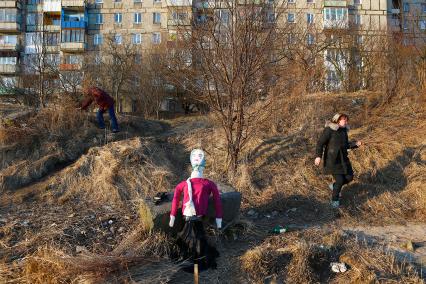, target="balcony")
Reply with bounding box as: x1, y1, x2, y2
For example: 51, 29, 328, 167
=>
59, 63, 81, 71
324, 1, 347, 7
43, 0, 61, 12
0, 22, 21, 32
0, 64, 19, 74
62, 20, 87, 29
168, 19, 191, 26
44, 25, 61, 32
0, 43, 19, 51
0, 1, 22, 9
165, 0, 192, 6
27, 4, 43, 12
324, 20, 349, 29
62, 0, 86, 7
46, 45, 60, 53
60, 42, 86, 52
